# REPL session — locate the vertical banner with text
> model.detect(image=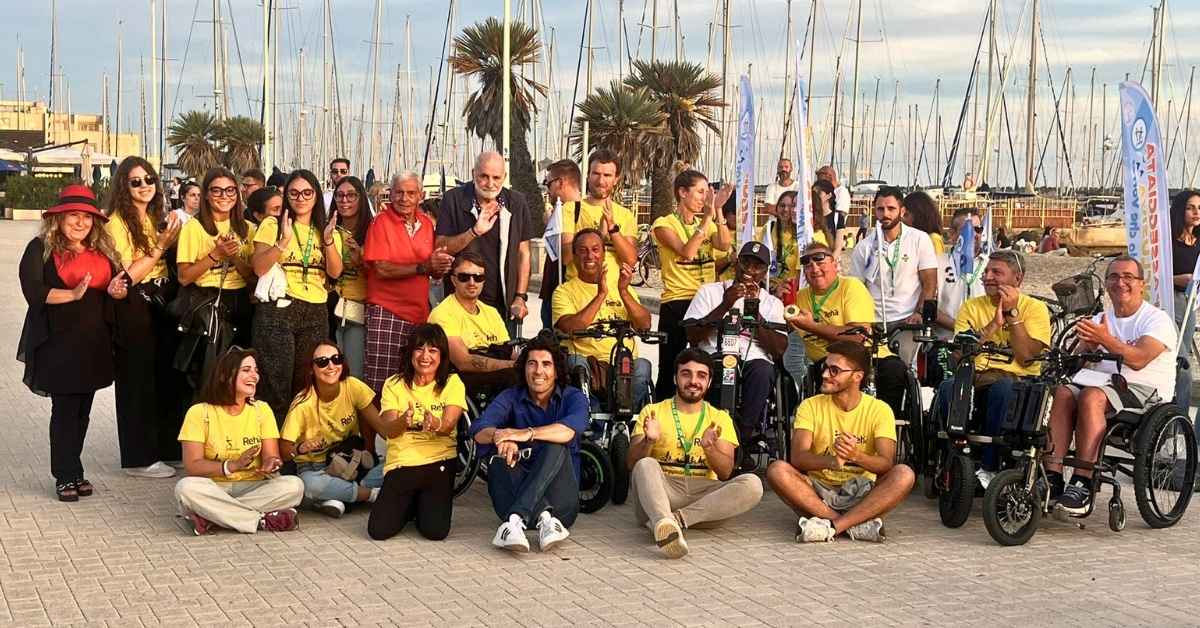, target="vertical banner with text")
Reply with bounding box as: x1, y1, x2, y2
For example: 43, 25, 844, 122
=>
735, 76, 757, 249
1119, 80, 1174, 319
